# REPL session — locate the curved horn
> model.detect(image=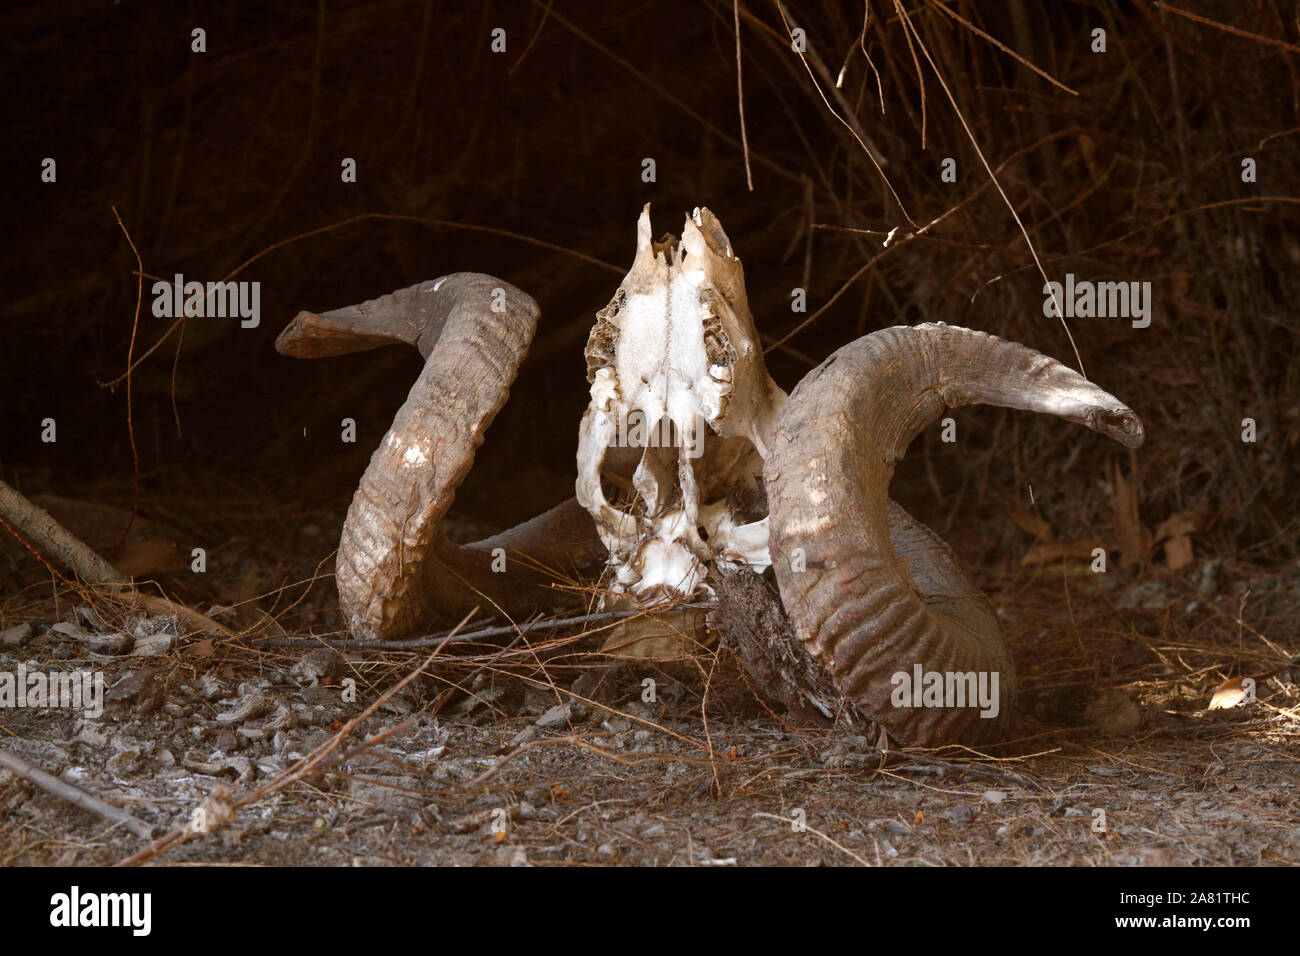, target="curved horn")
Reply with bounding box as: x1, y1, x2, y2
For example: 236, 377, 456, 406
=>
765, 323, 1143, 746
278, 274, 604, 639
